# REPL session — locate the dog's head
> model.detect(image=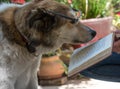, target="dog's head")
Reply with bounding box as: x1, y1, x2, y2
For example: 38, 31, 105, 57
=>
14, 0, 96, 53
